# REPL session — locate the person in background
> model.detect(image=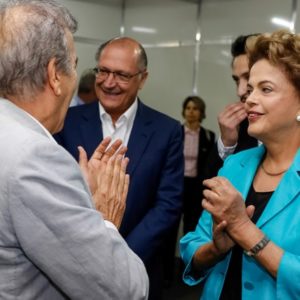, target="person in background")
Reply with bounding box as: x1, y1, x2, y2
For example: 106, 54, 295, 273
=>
180, 30, 300, 299
70, 68, 98, 106
205, 34, 259, 179
0, 1, 149, 299
163, 95, 215, 288
55, 36, 184, 300
182, 95, 215, 234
